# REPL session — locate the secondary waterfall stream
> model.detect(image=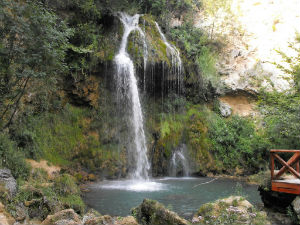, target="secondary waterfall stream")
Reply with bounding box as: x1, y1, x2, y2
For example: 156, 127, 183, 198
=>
114, 13, 150, 180
155, 22, 183, 94
170, 144, 190, 177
